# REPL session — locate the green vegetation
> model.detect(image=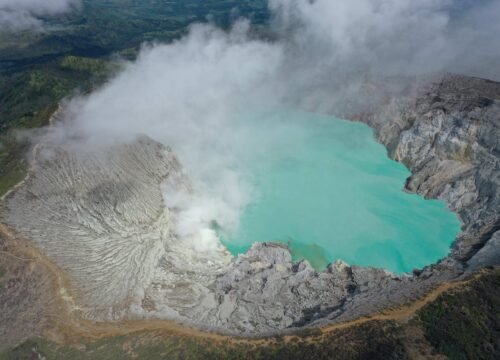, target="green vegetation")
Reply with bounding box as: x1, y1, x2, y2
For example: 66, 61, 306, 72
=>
0, 136, 29, 197
0, 56, 116, 196
0, 322, 405, 360
0, 1, 268, 197
418, 267, 500, 360
0, 0, 268, 196
60, 56, 114, 76
0, 0, 269, 77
